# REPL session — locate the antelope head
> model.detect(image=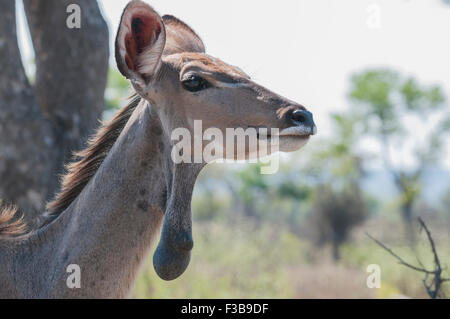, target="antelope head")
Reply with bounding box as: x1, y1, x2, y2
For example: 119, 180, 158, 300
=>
115, 0, 316, 281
